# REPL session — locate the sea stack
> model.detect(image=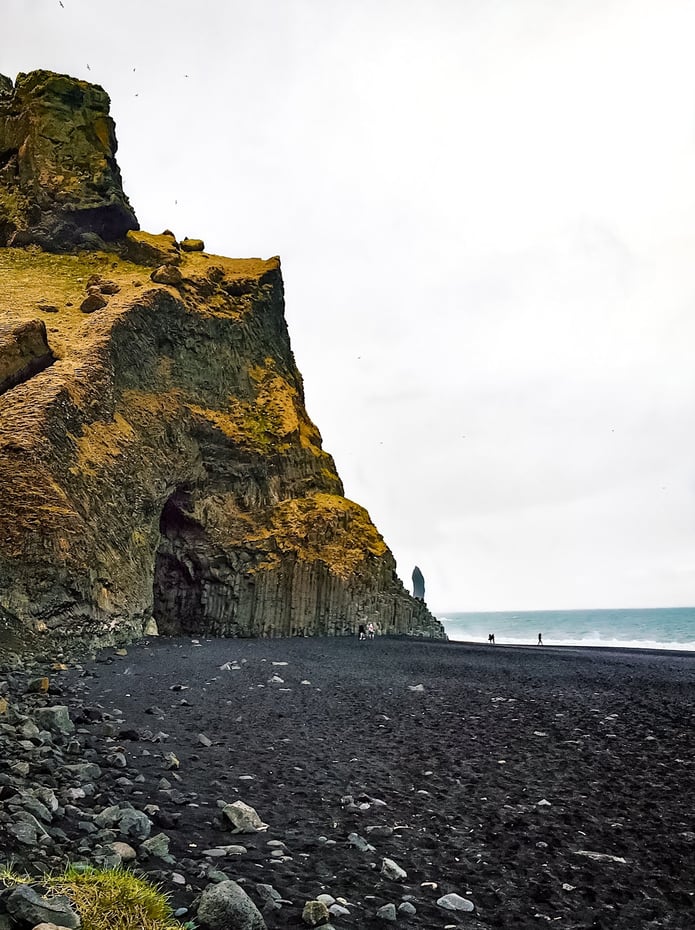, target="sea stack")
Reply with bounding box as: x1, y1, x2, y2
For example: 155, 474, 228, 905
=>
412, 566, 425, 601
0, 70, 444, 644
